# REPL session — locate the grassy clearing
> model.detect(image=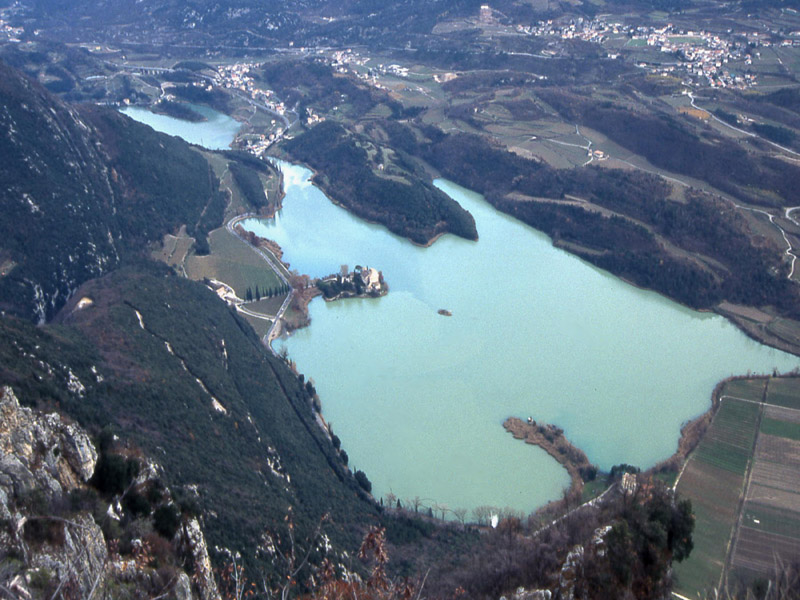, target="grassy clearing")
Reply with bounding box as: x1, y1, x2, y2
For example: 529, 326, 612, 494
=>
152, 231, 194, 267
766, 317, 800, 347
246, 295, 286, 316
669, 36, 704, 44
240, 312, 273, 338
185, 228, 282, 296
652, 469, 678, 487
580, 478, 608, 503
